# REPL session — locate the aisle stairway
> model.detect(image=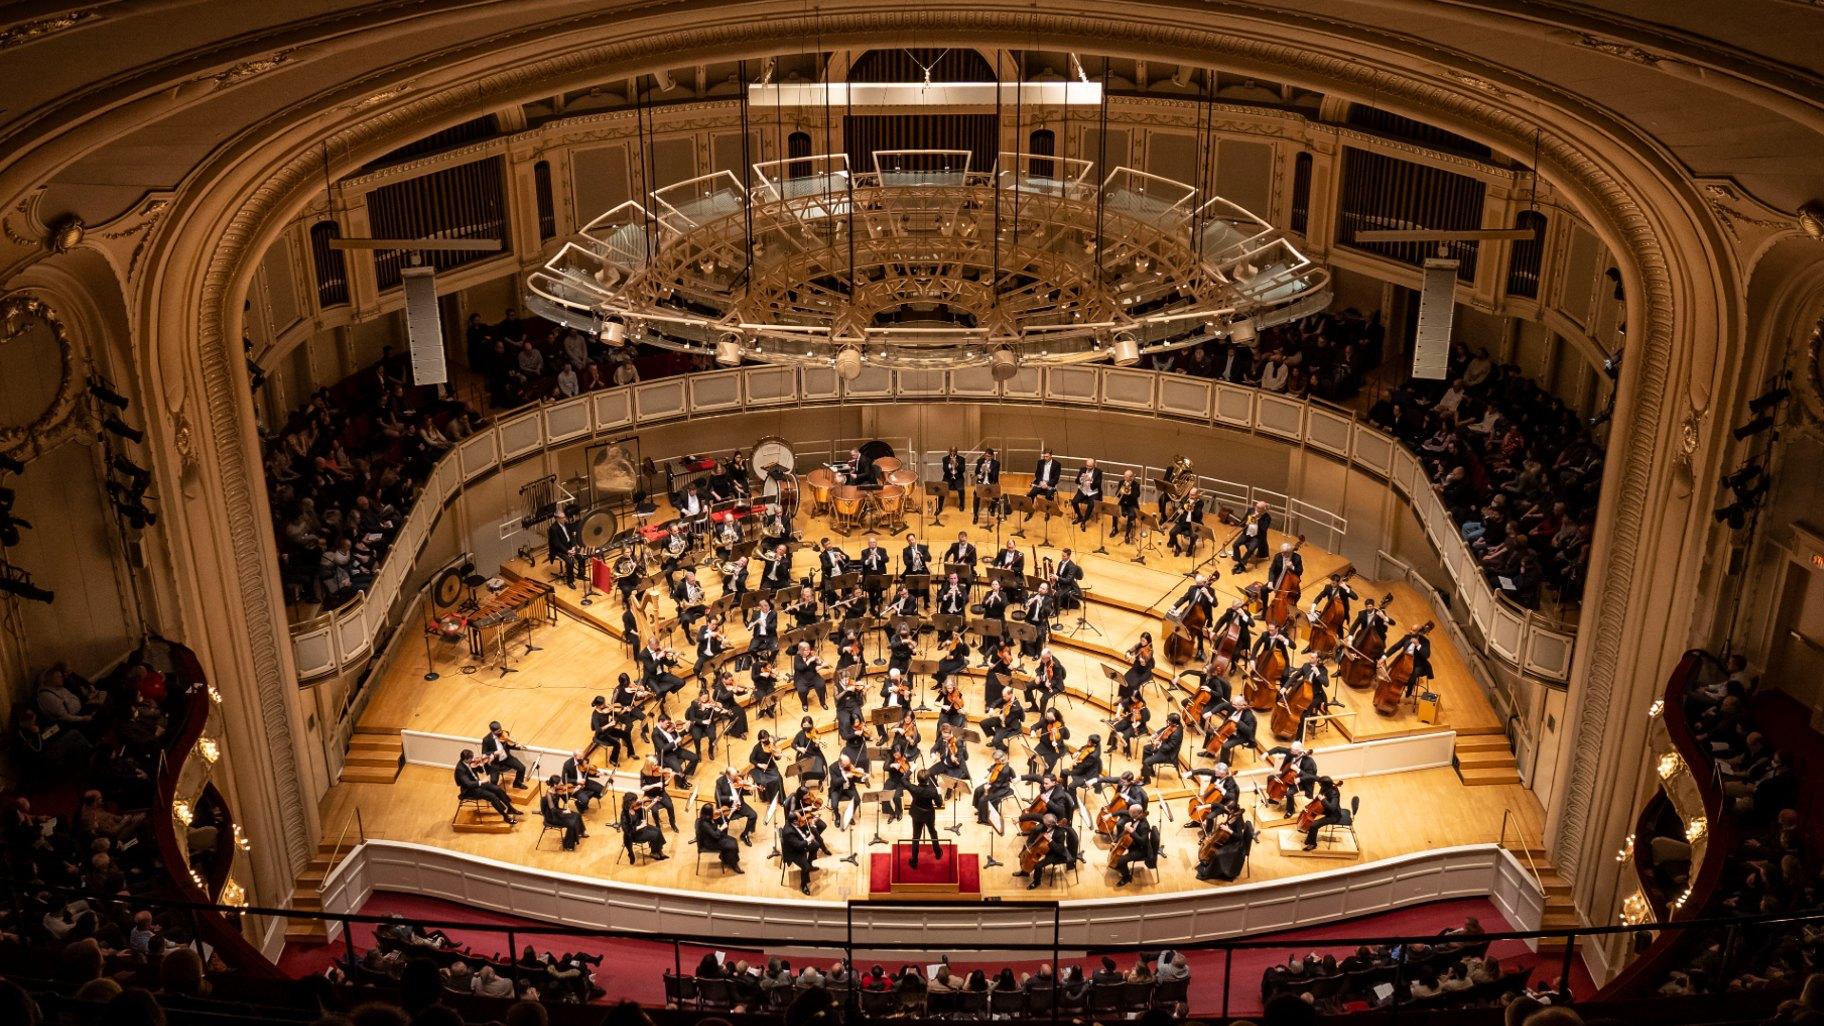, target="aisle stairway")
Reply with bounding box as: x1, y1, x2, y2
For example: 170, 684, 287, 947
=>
1453, 727, 1521, 786
1505, 844, 1580, 958
283, 839, 354, 943
340, 727, 404, 784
